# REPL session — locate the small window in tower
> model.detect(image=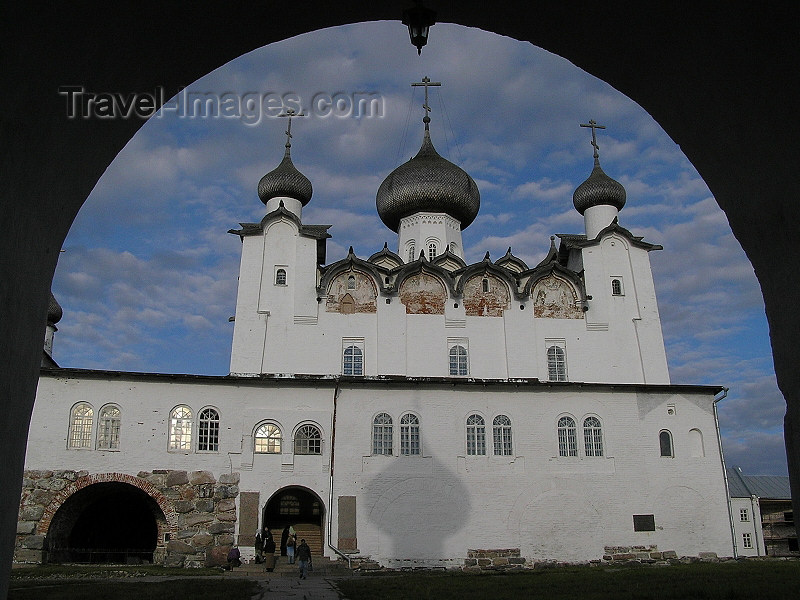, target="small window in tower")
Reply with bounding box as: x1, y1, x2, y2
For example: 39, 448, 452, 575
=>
347, 275, 356, 290
659, 430, 674, 458
275, 268, 287, 286
611, 278, 623, 296
482, 278, 489, 293
428, 242, 438, 261
407, 242, 416, 262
